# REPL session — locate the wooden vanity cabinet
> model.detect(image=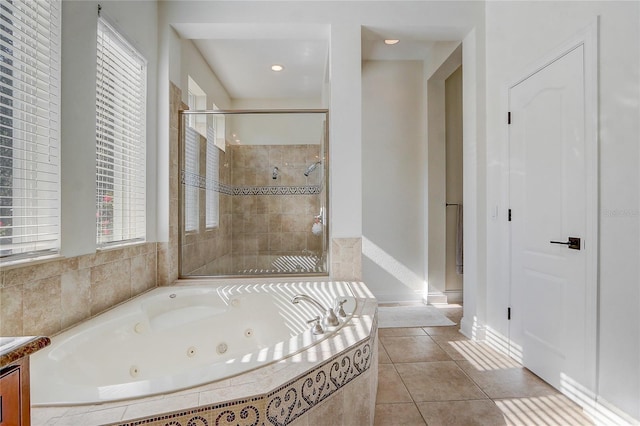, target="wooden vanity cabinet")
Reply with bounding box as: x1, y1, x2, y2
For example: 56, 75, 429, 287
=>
0, 357, 30, 426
